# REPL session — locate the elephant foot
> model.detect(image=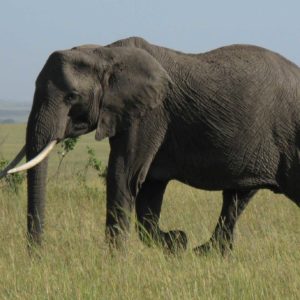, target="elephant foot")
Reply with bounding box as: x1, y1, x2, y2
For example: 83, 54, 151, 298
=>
193, 242, 214, 255
138, 226, 187, 254
162, 230, 188, 254
105, 227, 129, 252
193, 239, 232, 256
